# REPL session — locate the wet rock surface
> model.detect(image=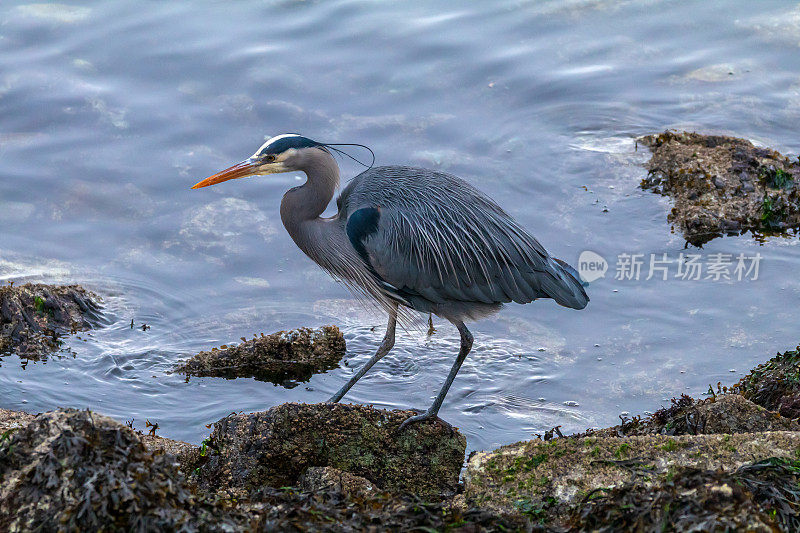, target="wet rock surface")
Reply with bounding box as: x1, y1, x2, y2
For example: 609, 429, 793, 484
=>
176, 325, 346, 386
0, 283, 102, 360
195, 402, 466, 499
639, 130, 800, 245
